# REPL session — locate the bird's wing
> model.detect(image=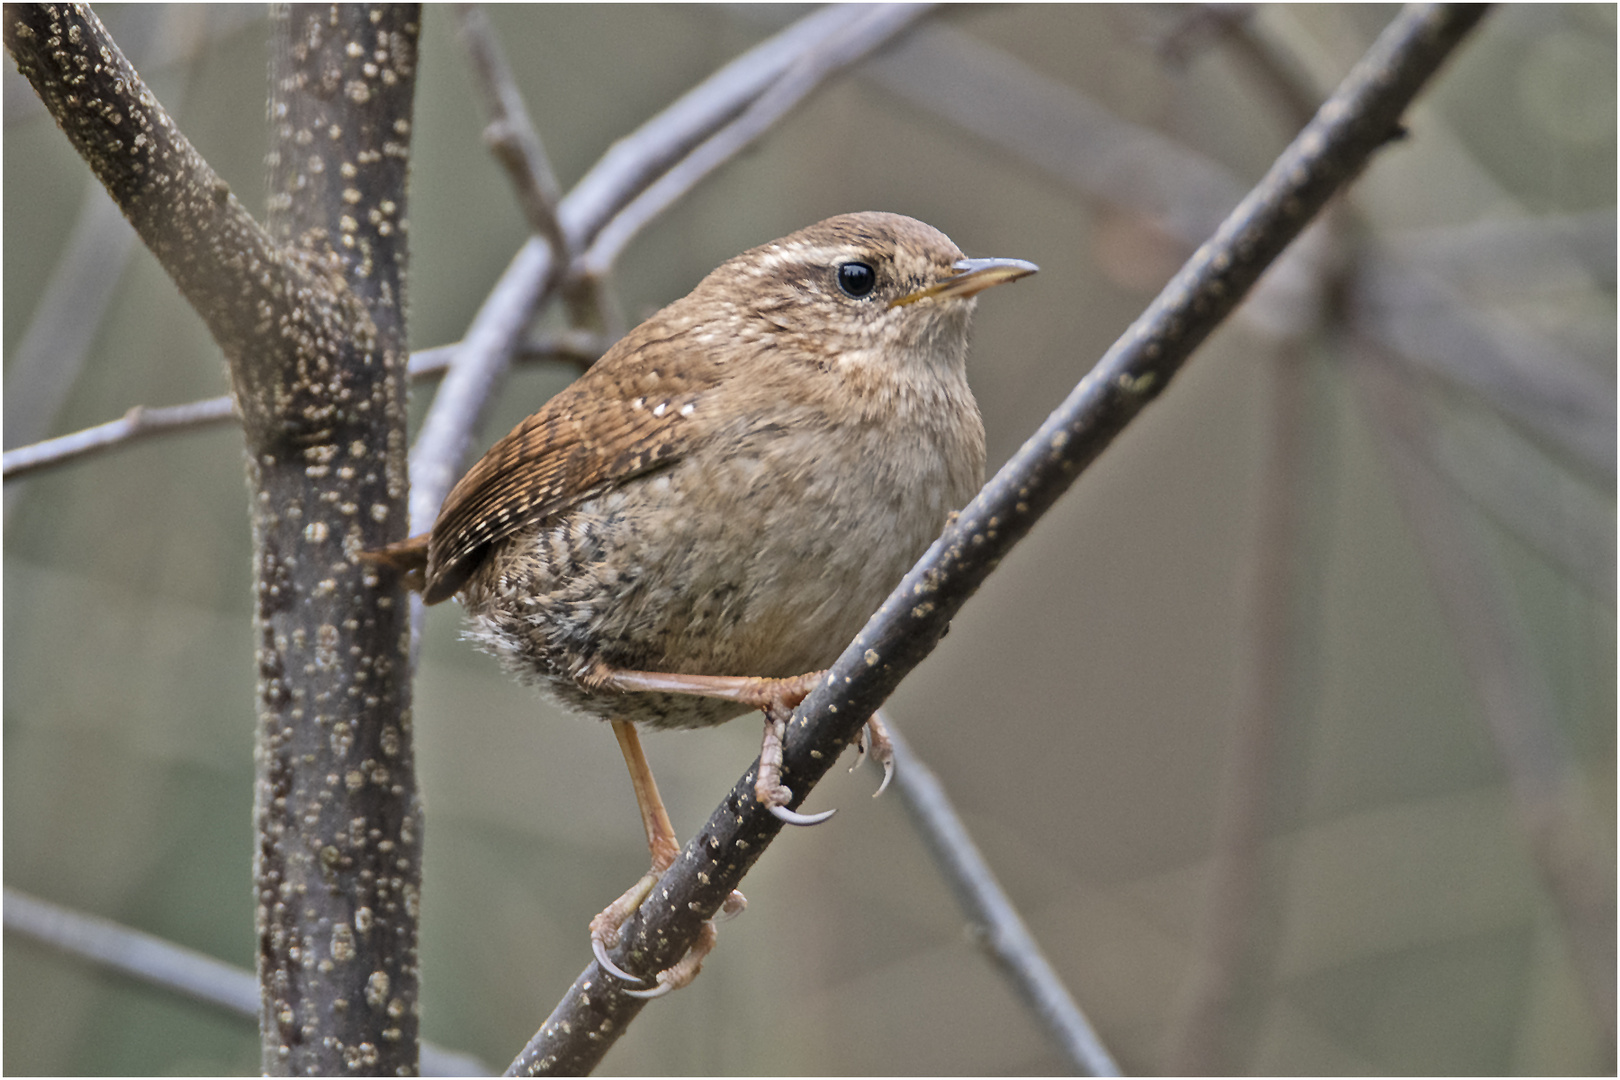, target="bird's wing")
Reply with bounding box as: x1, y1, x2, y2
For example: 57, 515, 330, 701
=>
421, 330, 724, 604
